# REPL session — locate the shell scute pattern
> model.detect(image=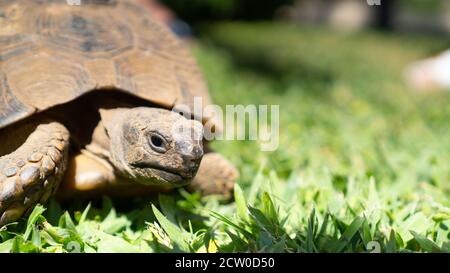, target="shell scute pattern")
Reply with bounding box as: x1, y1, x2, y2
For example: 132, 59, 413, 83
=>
36, 11, 134, 58
0, 0, 214, 130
